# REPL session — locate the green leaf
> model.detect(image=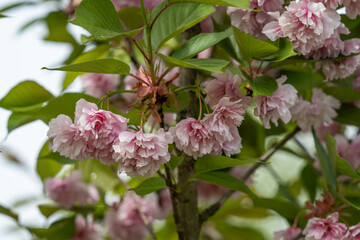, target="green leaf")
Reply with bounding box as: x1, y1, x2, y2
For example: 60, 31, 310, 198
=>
168, 154, 185, 170
233, 26, 278, 63
216, 222, 265, 240
253, 197, 301, 221
250, 76, 278, 96
163, 85, 191, 113
62, 44, 111, 91
75, 159, 119, 191
70, 0, 126, 39
263, 38, 297, 62
195, 155, 258, 174
0, 81, 53, 111
158, 53, 229, 73
44, 11, 77, 45
323, 86, 360, 102
7, 112, 36, 134
335, 104, 360, 127
37, 141, 66, 181
168, 0, 250, 9
195, 171, 257, 199
29, 216, 76, 240
151, 3, 215, 50
38, 205, 61, 218
118, 7, 143, 30
43, 58, 130, 75
301, 164, 317, 202
0, 205, 18, 221
312, 129, 337, 190
325, 132, 337, 173
123, 108, 142, 126
131, 177, 166, 195
171, 28, 233, 59
0, 13, 7, 18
